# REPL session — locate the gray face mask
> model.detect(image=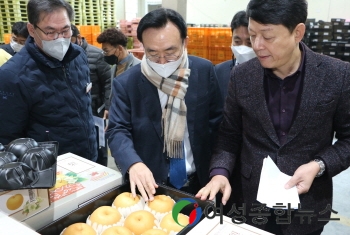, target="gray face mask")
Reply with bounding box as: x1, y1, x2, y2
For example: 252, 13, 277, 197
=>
41, 37, 71, 61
